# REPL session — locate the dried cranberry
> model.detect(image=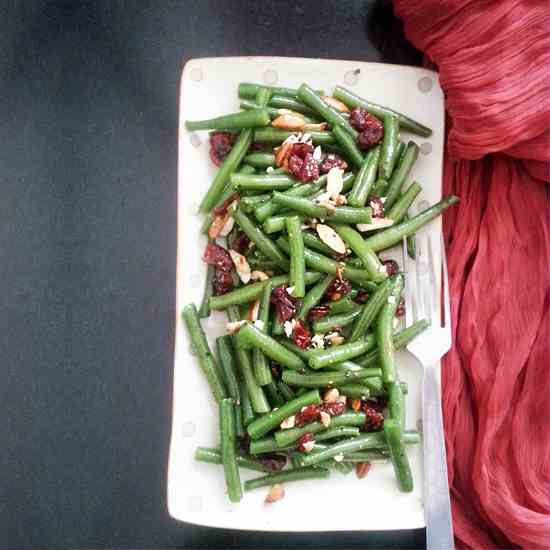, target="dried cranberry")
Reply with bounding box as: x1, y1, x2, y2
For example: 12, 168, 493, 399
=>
288, 152, 319, 183
367, 397, 387, 412
362, 402, 385, 432
319, 153, 348, 174
383, 260, 400, 277
257, 453, 287, 472
291, 142, 315, 157
325, 277, 352, 301
212, 268, 233, 296
356, 462, 372, 479
270, 285, 298, 323
288, 154, 304, 176
292, 319, 311, 349
209, 132, 236, 166
349, 108, 384, 149
357, 126, 384, 150
395, 298, 405, 318
297, 432, 315, 452
354, 291, 370, 304
230, 230, 250, 255
250, 142, 265, 152
295, 405, 321, 427
349, 108, 372, 131
321, 401, 345, 417
369, 197, 385, 218
307, 304, 330, 321
202, 243, 234, 271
